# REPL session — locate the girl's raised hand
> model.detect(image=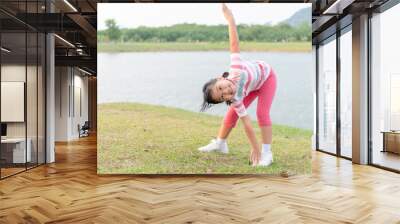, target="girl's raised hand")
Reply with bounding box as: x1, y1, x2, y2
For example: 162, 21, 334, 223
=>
222, 3, 234, 22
